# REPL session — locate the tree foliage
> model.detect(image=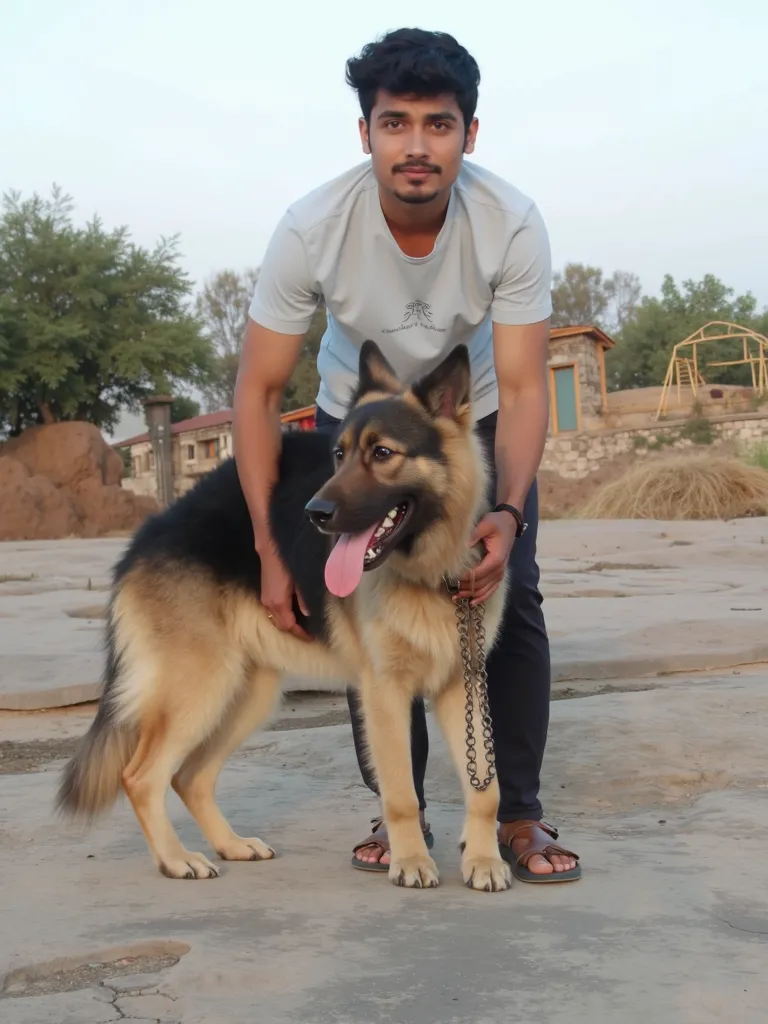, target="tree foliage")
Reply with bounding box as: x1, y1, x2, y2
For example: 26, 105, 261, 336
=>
282, 306, 325, 412
196, 267, 259, 412
195, 265, 325, 412
551, 262, 641, 332
171, 396, 201, 423
606, 273, 767, 391
0, 185, 213, 436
